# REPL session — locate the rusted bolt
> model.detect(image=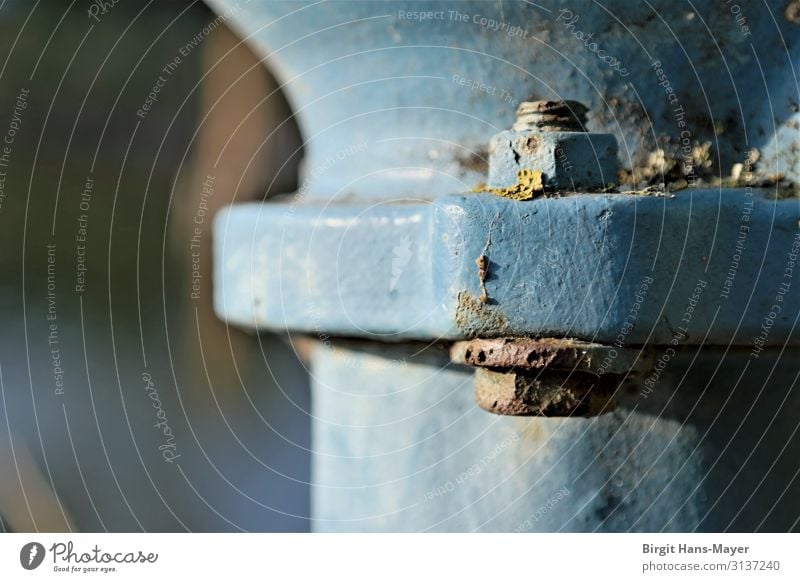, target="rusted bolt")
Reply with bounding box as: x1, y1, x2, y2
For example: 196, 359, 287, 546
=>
512, 100, 589, 133
488, 100, 618, 192
474, 368, 618, 416
452, 337, 652, 417
451, 337, 642, 374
